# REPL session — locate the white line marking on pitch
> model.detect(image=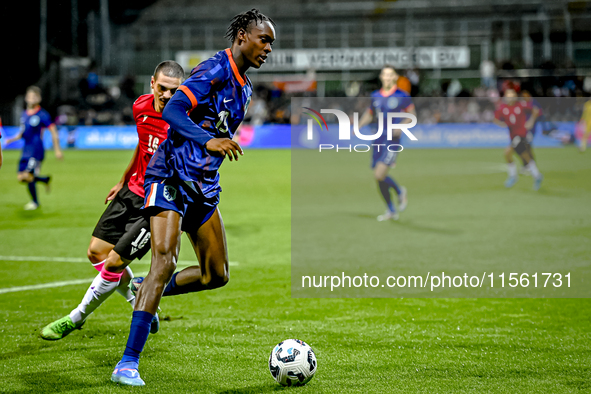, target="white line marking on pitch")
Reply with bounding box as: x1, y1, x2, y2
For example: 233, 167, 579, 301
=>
0, 256, 239, 295
0, 278, 99, 294
0, 255, 238, 266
